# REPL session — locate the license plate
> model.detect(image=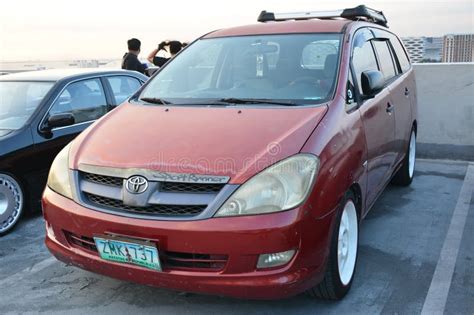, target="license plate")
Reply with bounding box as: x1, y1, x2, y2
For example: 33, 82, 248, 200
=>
94, 236, 161, 271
